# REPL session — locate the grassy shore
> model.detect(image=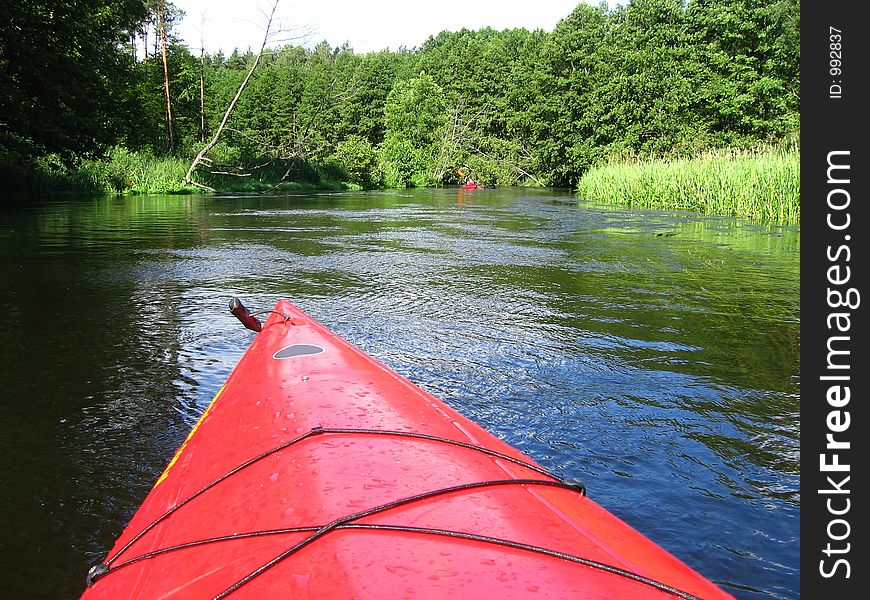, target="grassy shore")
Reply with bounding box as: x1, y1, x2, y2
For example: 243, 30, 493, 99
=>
80, 148, 352, 194
575, 146, 800, 224
2, 147, 352, 197
79, 148, 197, 194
